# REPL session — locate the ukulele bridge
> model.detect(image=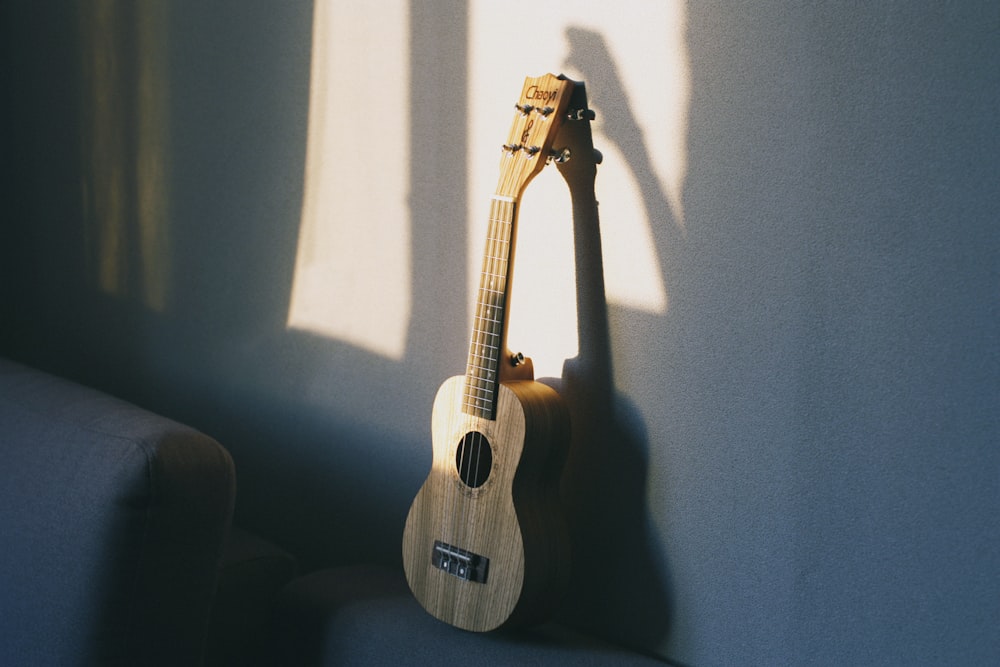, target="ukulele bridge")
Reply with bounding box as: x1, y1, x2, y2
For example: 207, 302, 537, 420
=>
432, 540, 489, 584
